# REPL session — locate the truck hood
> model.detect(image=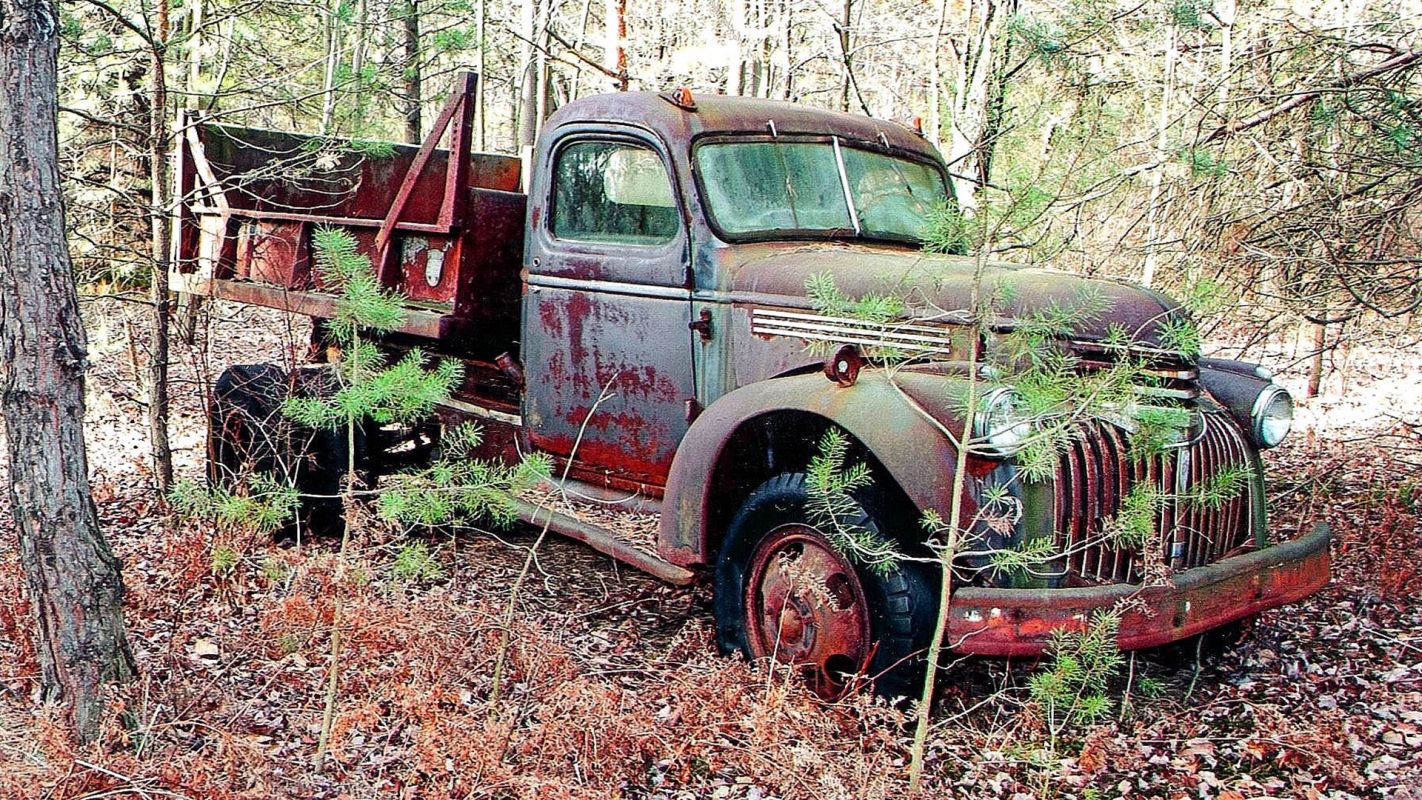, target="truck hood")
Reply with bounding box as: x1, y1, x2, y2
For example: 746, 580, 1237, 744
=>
721, 242, 1185, 346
